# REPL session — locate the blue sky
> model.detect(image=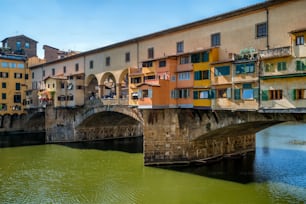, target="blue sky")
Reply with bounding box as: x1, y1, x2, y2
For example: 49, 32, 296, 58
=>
1, 0, 264, 58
